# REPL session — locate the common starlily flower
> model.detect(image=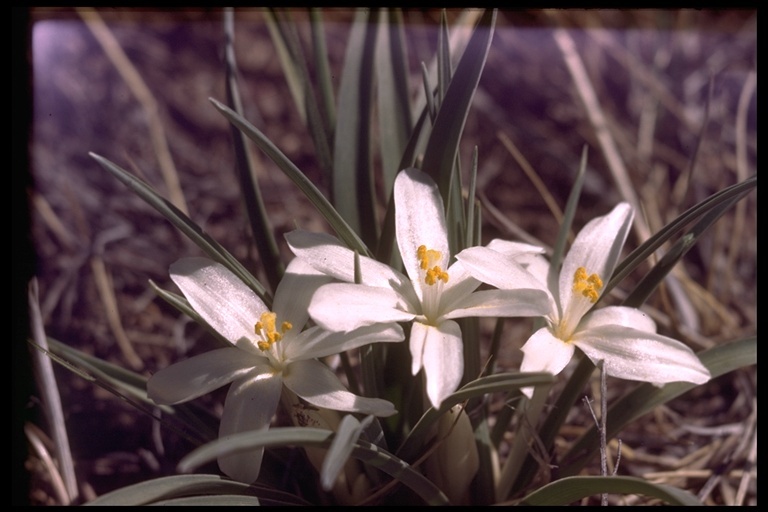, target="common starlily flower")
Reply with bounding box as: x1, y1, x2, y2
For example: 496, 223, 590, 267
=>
286, 167, 551, 409
147, 257, 401, 483
456, 203, 711, 397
